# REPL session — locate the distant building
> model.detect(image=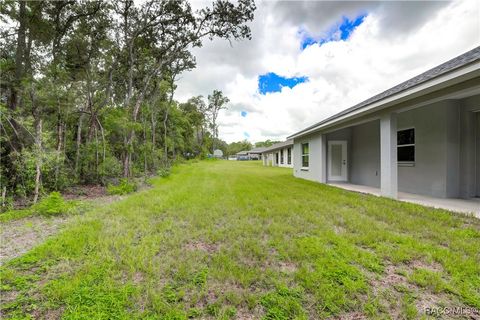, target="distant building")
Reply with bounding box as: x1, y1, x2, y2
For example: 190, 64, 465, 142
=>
235, 151, 250, 161
261, 140, 294, 168
246, 147, 267, 160
213, 149, 224, 158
